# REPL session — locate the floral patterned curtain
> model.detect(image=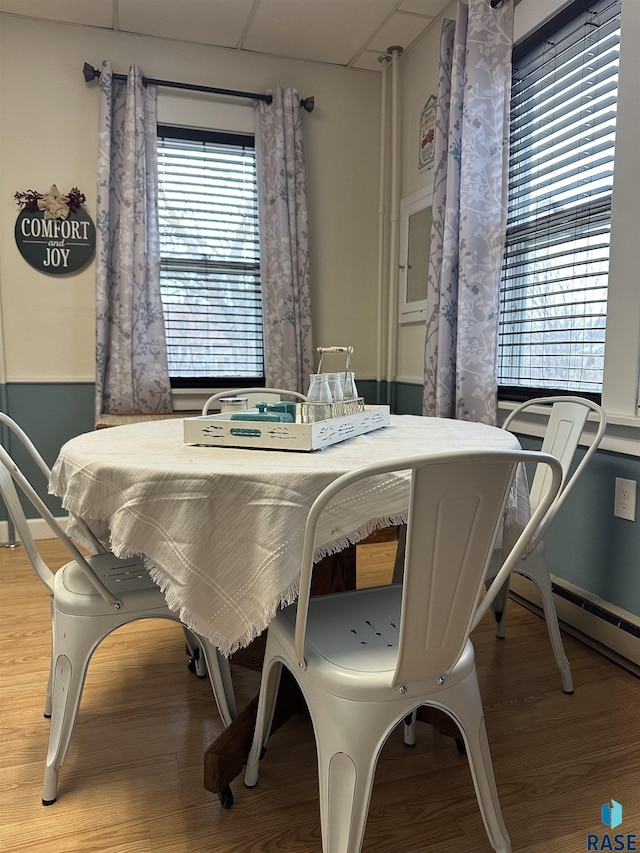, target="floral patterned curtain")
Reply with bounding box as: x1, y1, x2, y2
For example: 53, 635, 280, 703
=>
254, 87, 314, 394
423, 0, 514, 424
95, 61, 172, 418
